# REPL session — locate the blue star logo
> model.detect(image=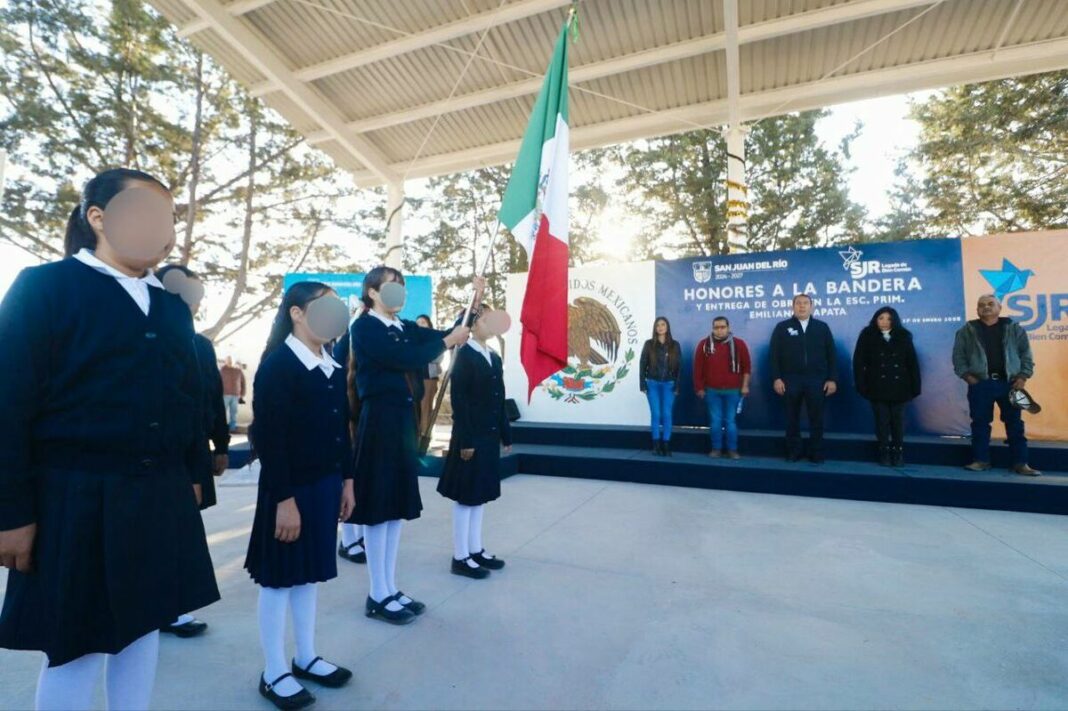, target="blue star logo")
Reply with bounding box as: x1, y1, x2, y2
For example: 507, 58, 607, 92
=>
839, 246, 862, 270
980, 259, 1035, 301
